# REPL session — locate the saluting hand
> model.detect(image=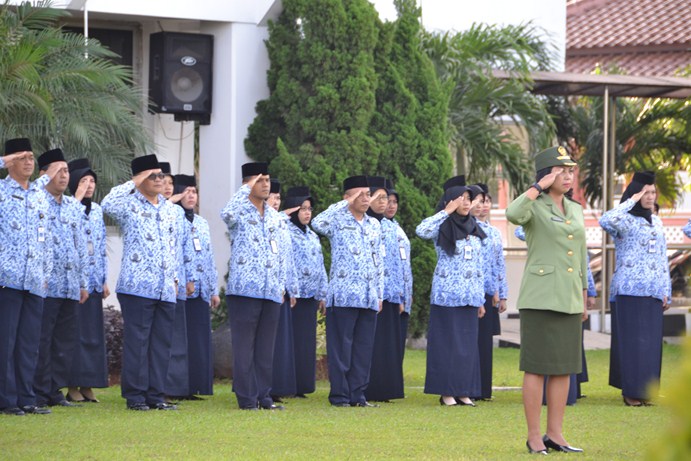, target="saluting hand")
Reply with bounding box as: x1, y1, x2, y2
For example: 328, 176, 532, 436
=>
246, 173, 267, 190
630, 189, 647, 203
443, 195, 464, 215
133, 169, 158, 188
345, 189, 367, 206
74, 177, 90, 201
538, 167, 563, 190
283, 206, 301, 216
2, 152, 31, 168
